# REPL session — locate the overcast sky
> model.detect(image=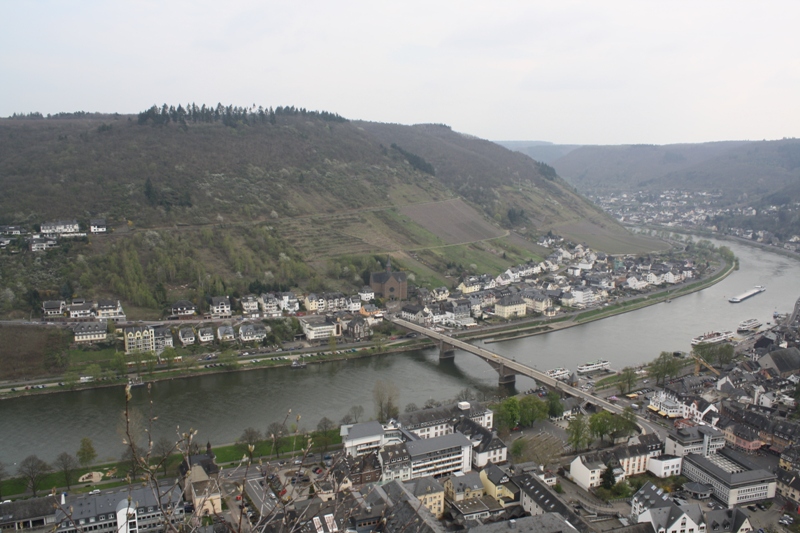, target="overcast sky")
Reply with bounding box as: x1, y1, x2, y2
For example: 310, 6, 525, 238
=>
2, 1, 798, 145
